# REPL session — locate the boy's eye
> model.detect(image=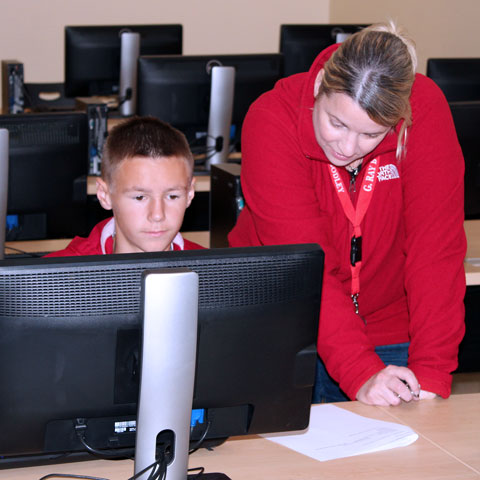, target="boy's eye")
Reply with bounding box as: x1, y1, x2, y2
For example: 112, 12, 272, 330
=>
134, 195, 145, 201
167, 194, 180, 200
